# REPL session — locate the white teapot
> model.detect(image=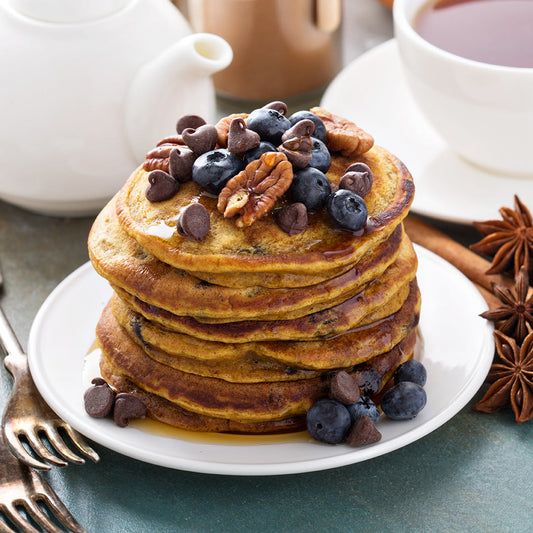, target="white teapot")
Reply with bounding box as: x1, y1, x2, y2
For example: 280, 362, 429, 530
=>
0, 0, 232, 215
